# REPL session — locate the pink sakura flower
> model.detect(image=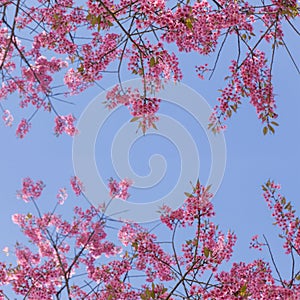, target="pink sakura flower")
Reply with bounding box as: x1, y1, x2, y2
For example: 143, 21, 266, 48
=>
118, 223, 175, 282
105, 85, 161, 133
70, 176, 83, 196
195, 63, 209, 80
54, 114, 78, 137
262, 180, 300, 254
2, 109, 13, 127
17, 177, 45, 202
56, 187, 68, 205
108, 178, 132, 200
250, 235, 264, 251
64, 68, 90, 95
16, 118, 31, 138
161, 181, 215, 228
2, 247, 9, 256
131, 97, 161, 132
104, 85, 130, 109
118, 223, 137, 247
213, 51, 277, 132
